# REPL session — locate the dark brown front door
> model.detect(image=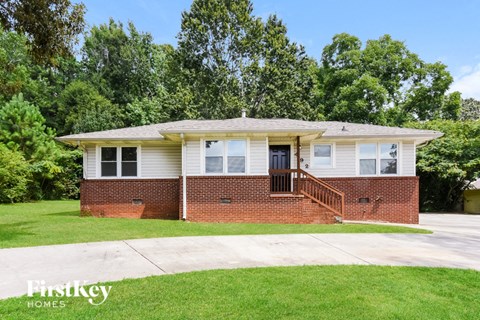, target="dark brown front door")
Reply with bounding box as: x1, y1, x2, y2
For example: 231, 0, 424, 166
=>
269, 145, 291, 192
